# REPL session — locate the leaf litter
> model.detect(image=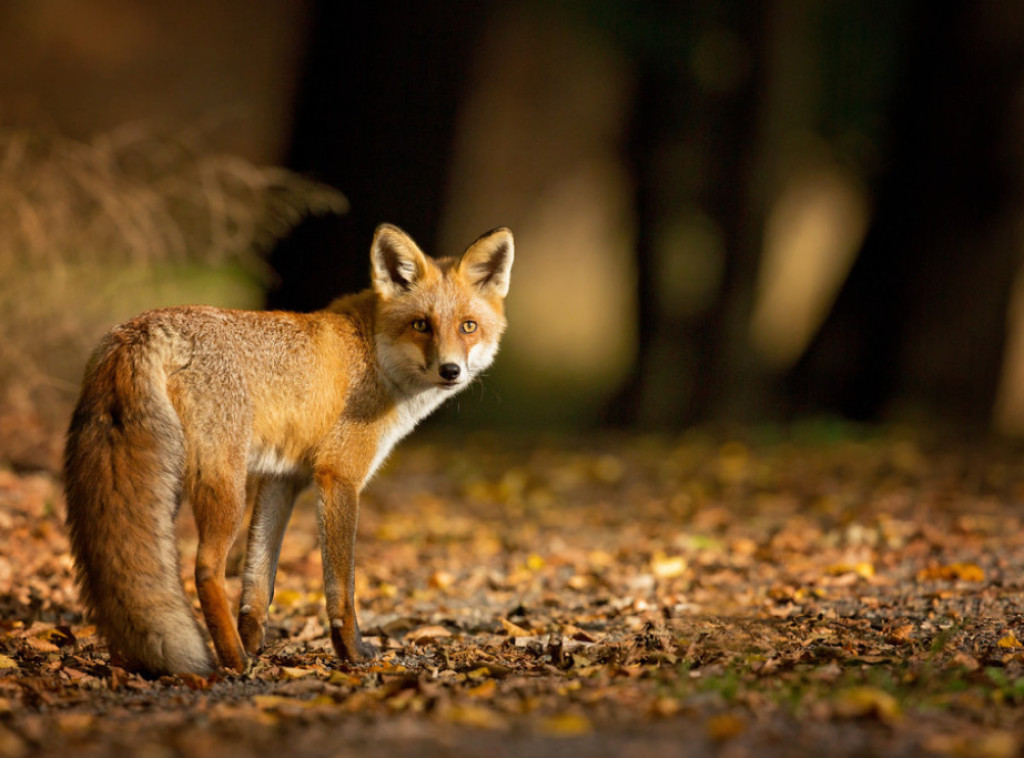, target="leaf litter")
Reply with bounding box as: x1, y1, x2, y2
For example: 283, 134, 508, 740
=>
3, 430, 1024, 755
